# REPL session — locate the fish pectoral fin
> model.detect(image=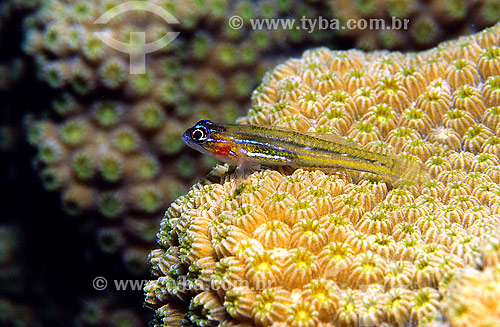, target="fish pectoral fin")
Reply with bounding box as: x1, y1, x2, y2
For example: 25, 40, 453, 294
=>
232, 147, 261, 183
